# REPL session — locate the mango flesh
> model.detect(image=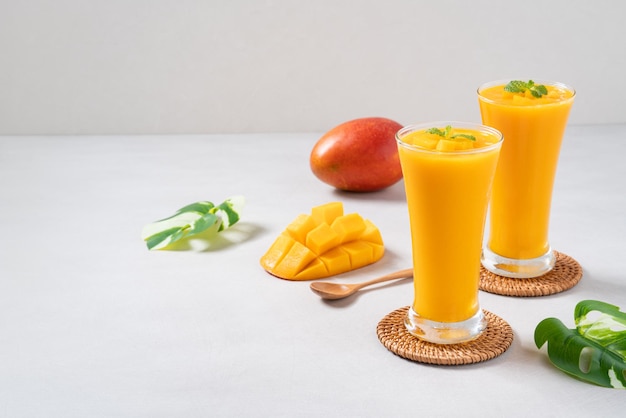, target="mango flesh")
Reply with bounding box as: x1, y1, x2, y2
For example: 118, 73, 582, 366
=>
260, 202, 384, 280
